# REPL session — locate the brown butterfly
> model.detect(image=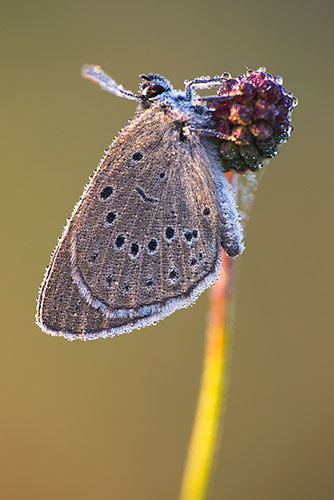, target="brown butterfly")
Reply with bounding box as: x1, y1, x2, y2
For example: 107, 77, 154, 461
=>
36, 66, 244, 340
